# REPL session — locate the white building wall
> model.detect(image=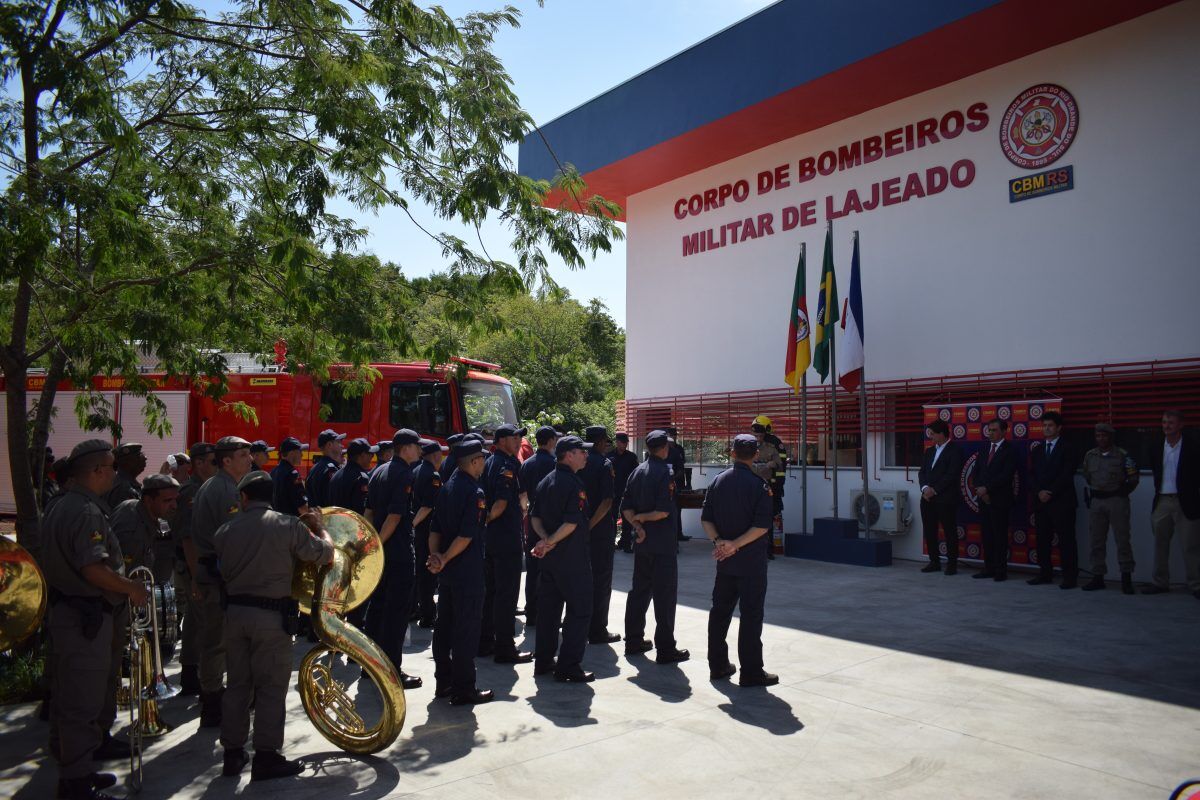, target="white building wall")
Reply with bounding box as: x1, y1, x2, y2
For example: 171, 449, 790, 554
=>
626, 3, 1200, 582
626, 2, 1200, 399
